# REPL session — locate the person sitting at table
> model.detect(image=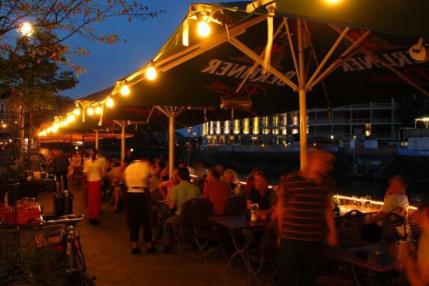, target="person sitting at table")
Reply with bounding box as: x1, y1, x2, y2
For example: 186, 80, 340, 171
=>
163, 167, 200, 253
247, 171, 276, 213
204, 168, 230, 216
399, 196, 429, 286
367, 175, 409, 224
223, 168, 241, 196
